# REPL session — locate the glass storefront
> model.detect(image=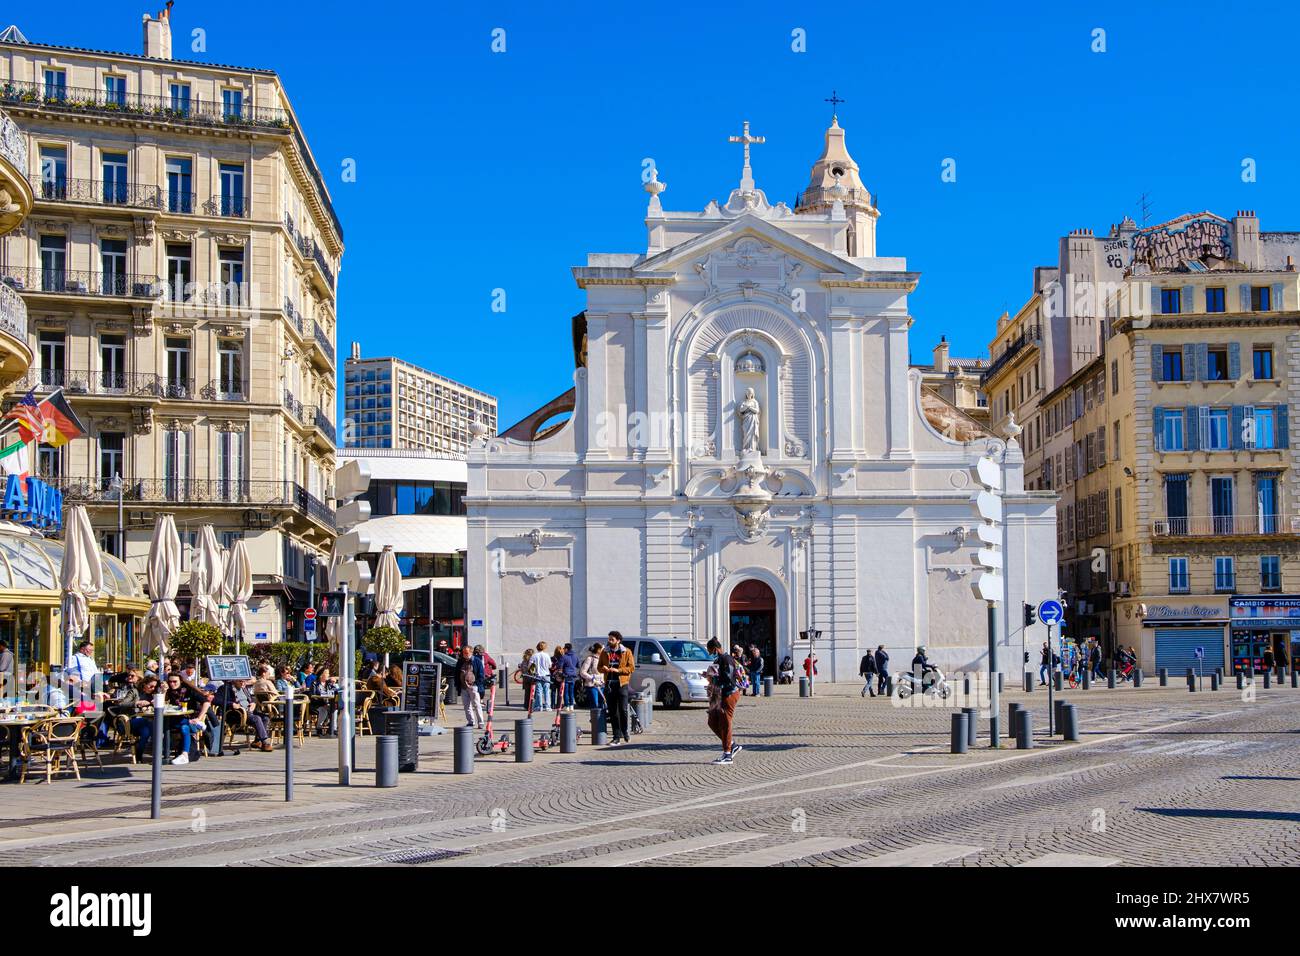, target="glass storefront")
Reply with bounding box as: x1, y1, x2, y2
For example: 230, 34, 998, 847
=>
1229, 596, 1300, 674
